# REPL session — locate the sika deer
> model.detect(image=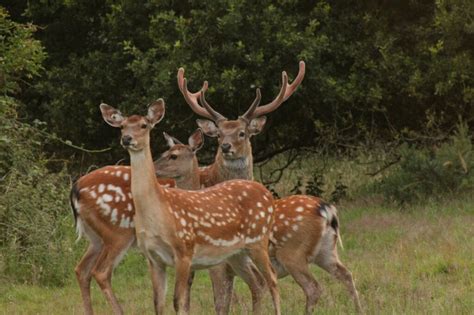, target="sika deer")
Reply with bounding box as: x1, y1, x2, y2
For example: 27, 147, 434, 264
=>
178, 61, 305, 313
155, 135, 362, 314
70, 166, 174, 315
100, 99, 281, 315
177, 61, 361, 314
